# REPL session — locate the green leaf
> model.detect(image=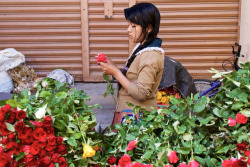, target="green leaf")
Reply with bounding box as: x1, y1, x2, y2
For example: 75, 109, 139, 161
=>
238, 92, 249, 103
67, 137, 77, 147
176, 147, 191, 154
205, 156, 215, 167
143, 150, 153, 160
115, 124, 126, 138
39, 91, 52, 97
126, 134, 136, 141
240, 108, 250, 117
194, 96, 207, 112
194, 156, 205, 165
216, 144, 230, 154
6, 99, 17, 108
237, 134, 249, 143
231, 101, 244, 110
16, 152, 25, 162
5, 122, 15, 132
70, 133, 82, 139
